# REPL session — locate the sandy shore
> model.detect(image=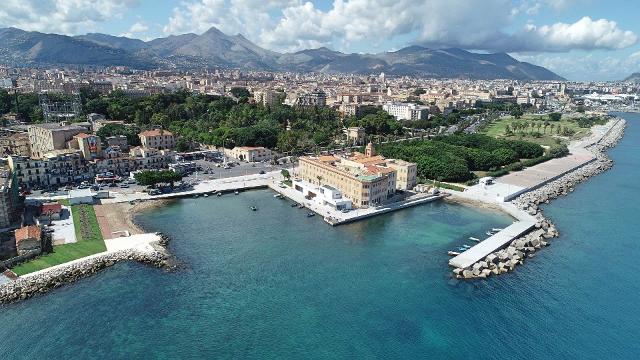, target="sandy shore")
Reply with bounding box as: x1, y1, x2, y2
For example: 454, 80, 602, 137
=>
444, 195, 506, 214
94, 199, 175, 239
